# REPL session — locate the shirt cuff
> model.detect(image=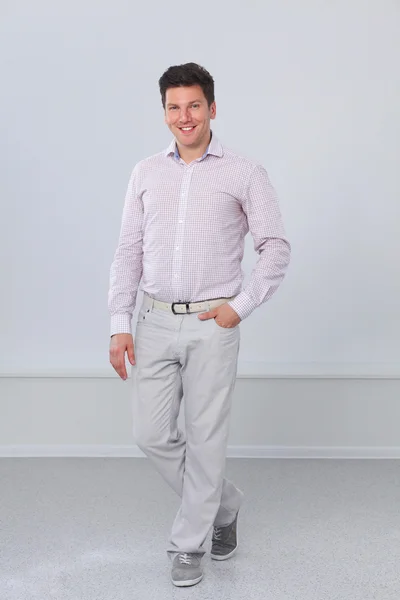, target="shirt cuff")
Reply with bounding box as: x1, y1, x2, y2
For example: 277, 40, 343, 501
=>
110, 314, 132, 337
227, 292, 258, 321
